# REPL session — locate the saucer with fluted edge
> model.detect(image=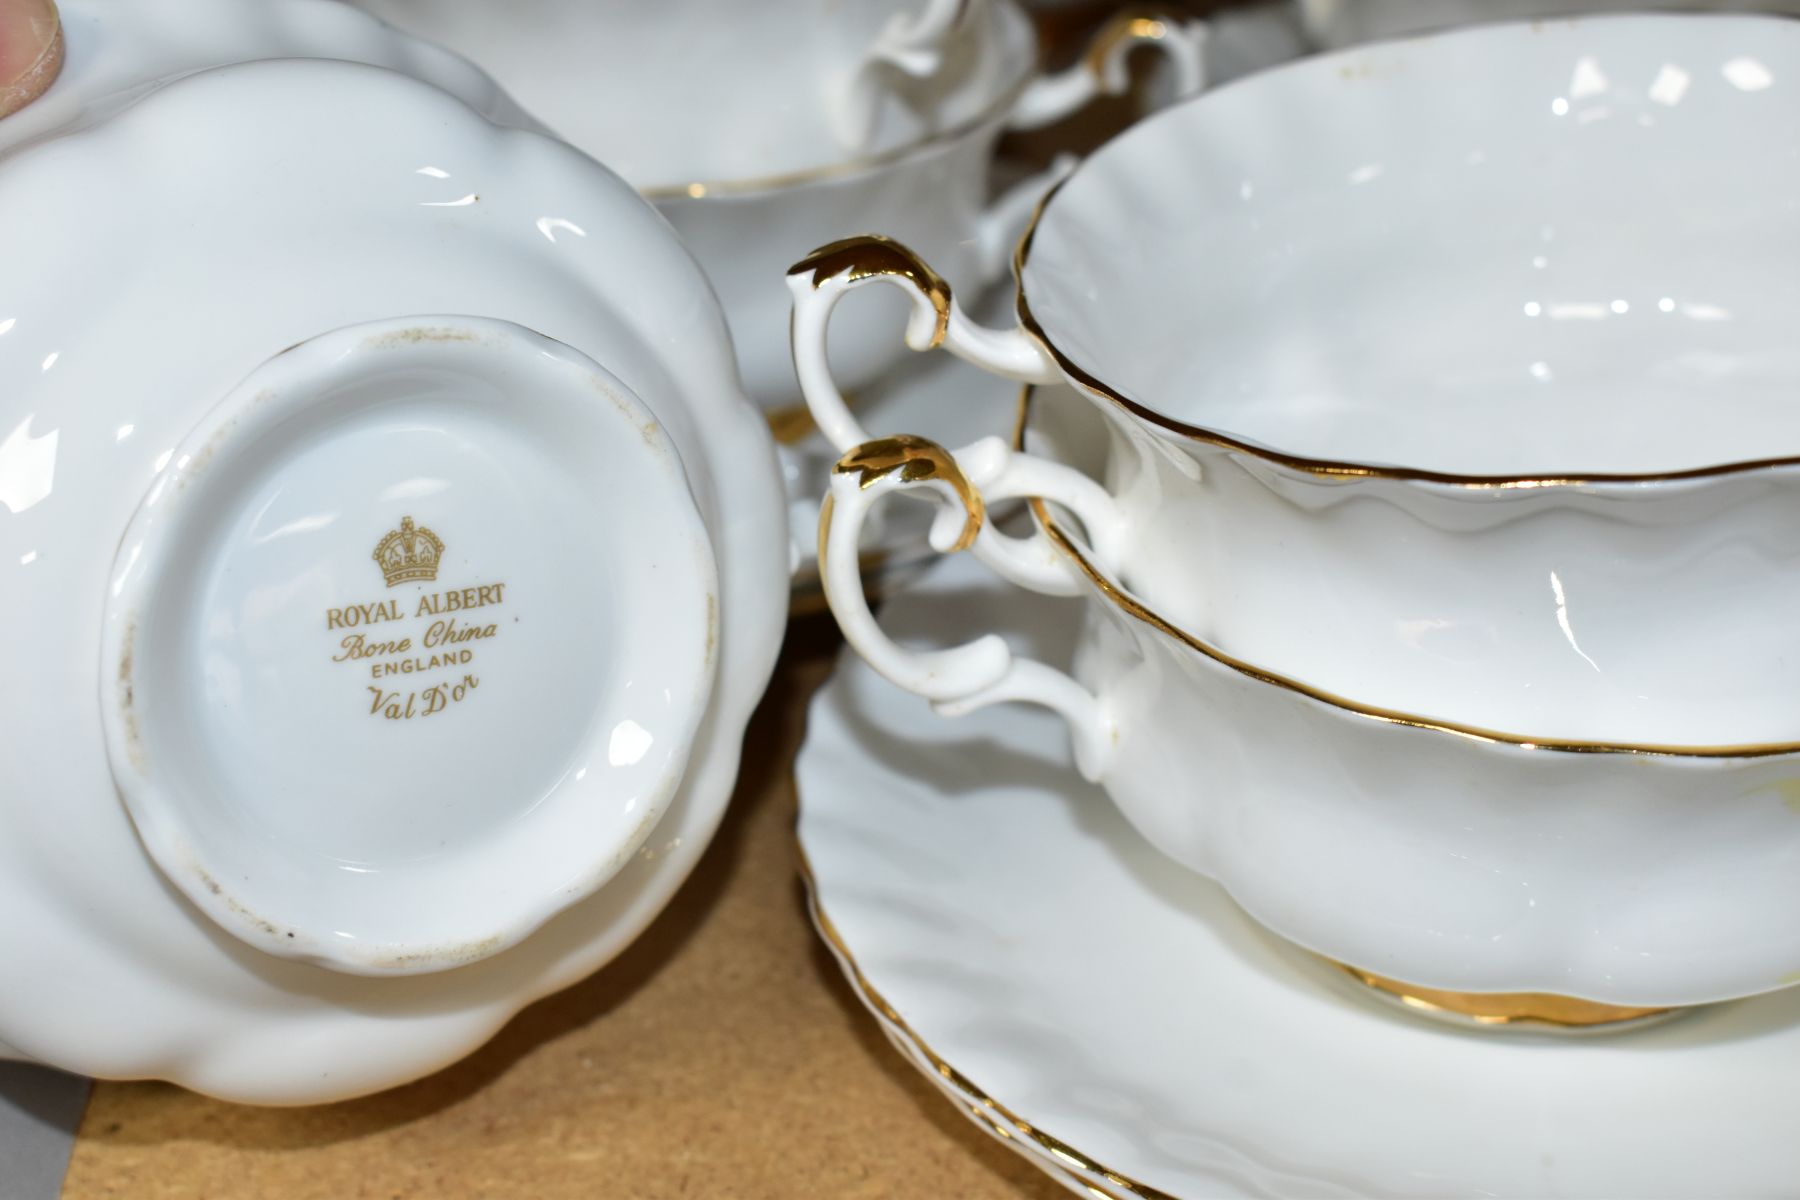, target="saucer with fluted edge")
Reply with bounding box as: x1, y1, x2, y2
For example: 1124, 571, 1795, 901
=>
796, 550, 1800, 1198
